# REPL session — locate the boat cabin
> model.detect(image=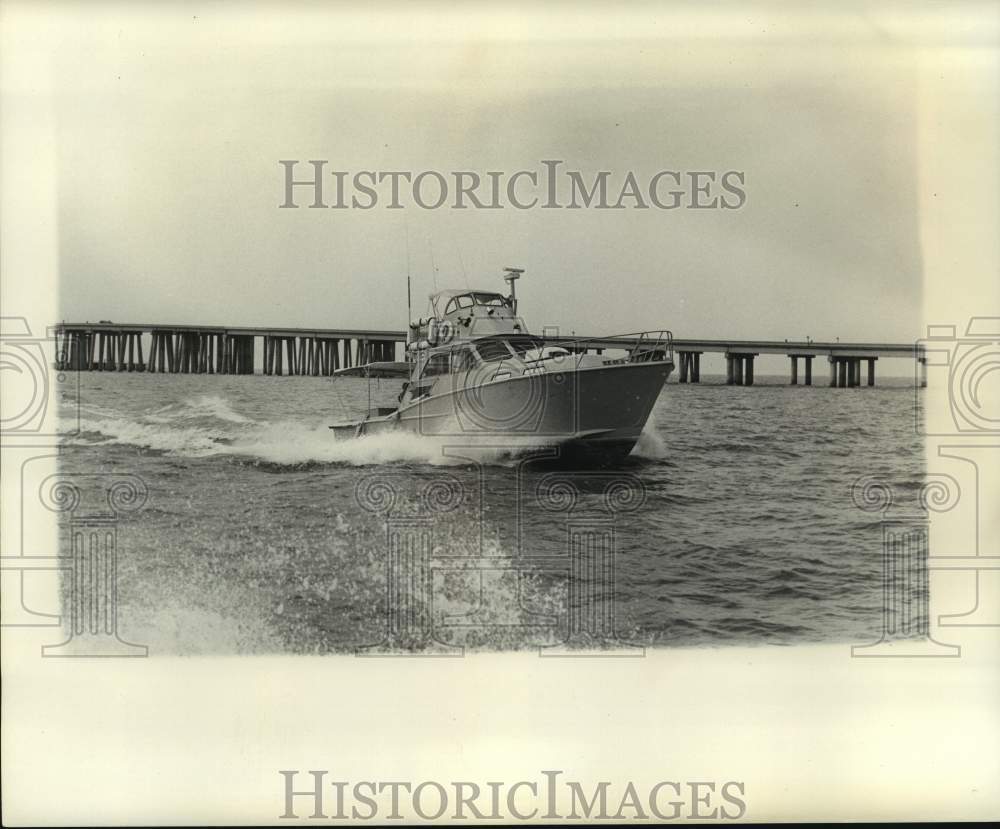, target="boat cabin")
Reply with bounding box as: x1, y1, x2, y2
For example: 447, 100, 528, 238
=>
404, 335, 576, 401
412, 289, 526, 343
